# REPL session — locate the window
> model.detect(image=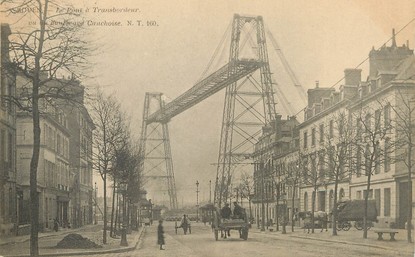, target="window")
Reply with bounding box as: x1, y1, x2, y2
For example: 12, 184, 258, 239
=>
365, 144, 370, 175
319, 153, 325, 181
319, 124, 324, 143
375, 144, 380, 174
375, 109, 381, 131
375, 189, 381, 214
303, 131, 308, 149
339, 118, 344, 137
363, 189, 373, 199
356, 190, 361, 199
311, 128, 316, 146
384, 138, 391, 172
365, 114, 371, 132
329, 120, 334, 138
304, 192, 308, 211
384, 104, 391, 128
356, 146, 362, 177
356, 118, 362, 140
8, 132, 13, 171
384, 188, 391, 216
